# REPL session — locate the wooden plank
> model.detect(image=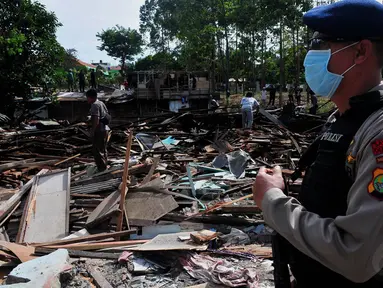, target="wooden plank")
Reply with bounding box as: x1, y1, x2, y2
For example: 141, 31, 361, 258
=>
86, 190, 120, 228
44, 240, 148, 251
0, 169, 48, 224
87, 265, 113, 288
0, 241, 36, 262
219, 205, 262, 214
71, 193, 103, 198
19, 169, 71, 243
0, 159, 35, 173
54, 153, 81, 166
34, 247, 120, 260
188, 194, 253, 219
141, 157, 160, 185
0, 202, 20, 227
125, 192, 178, 227
117, 131, 133, 235
32, 230, 137, 247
